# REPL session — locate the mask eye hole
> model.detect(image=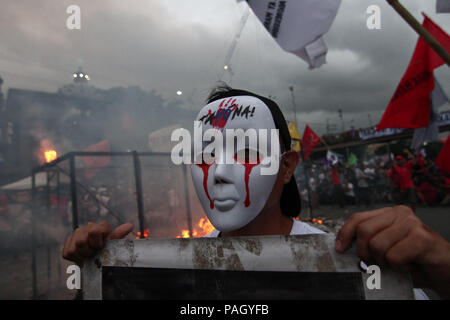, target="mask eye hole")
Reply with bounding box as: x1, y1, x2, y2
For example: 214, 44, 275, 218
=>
234, 148, 262, 164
